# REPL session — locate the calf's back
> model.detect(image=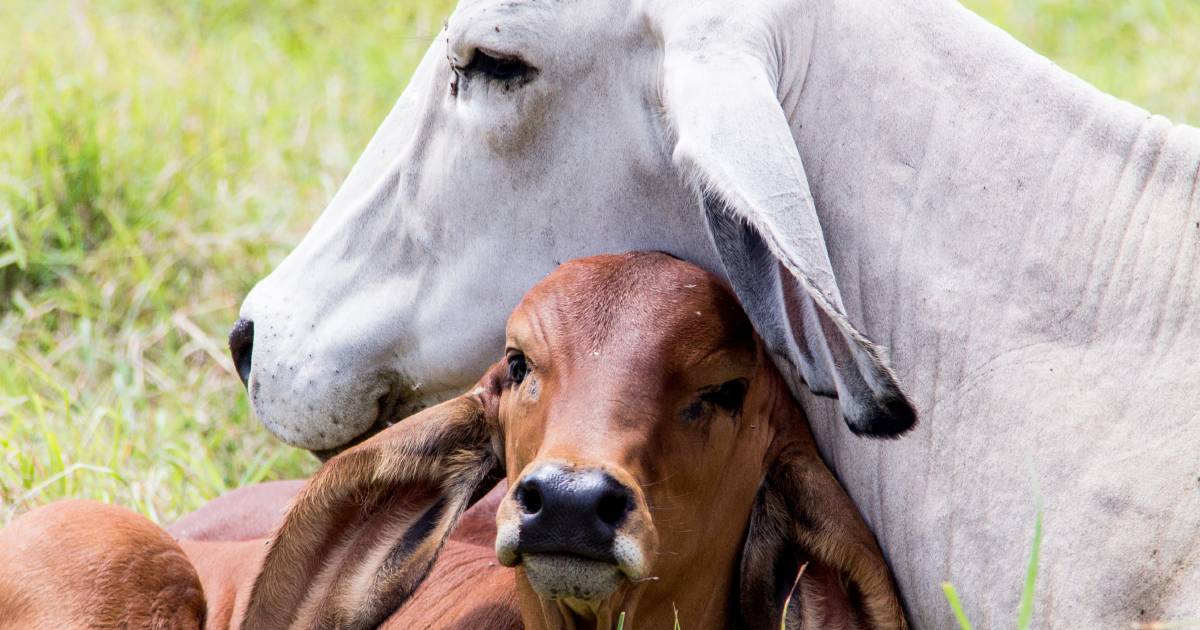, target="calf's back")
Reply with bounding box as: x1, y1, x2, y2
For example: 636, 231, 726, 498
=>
0, 500, 205, 629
